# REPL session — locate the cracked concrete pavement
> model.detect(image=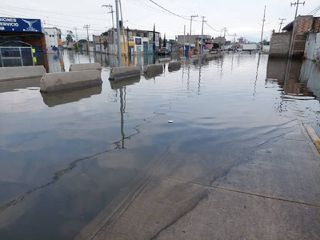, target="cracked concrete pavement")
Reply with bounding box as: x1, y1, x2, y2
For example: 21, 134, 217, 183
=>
76, 121, 320, 240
